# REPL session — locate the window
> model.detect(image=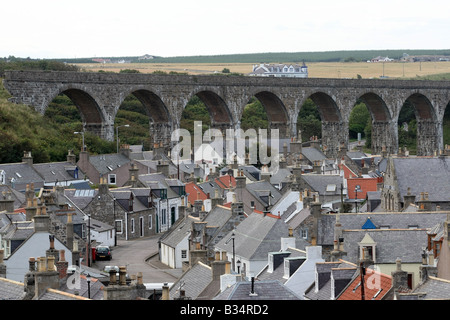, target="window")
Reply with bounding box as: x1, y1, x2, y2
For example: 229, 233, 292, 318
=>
148, 214, 153, 229
115, 220, 123, 234
181, 250, 187, 259
108, 174, 116, 185
161, 209, 167, 225
301, 229, 308, 239
131, 218, 135, 233
250, 201, 255, 208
